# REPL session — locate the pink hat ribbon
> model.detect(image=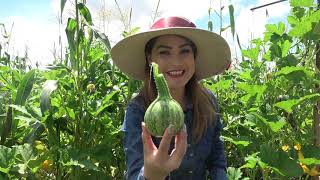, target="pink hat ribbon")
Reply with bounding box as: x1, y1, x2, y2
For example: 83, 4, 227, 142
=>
150, 16, 196, 29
